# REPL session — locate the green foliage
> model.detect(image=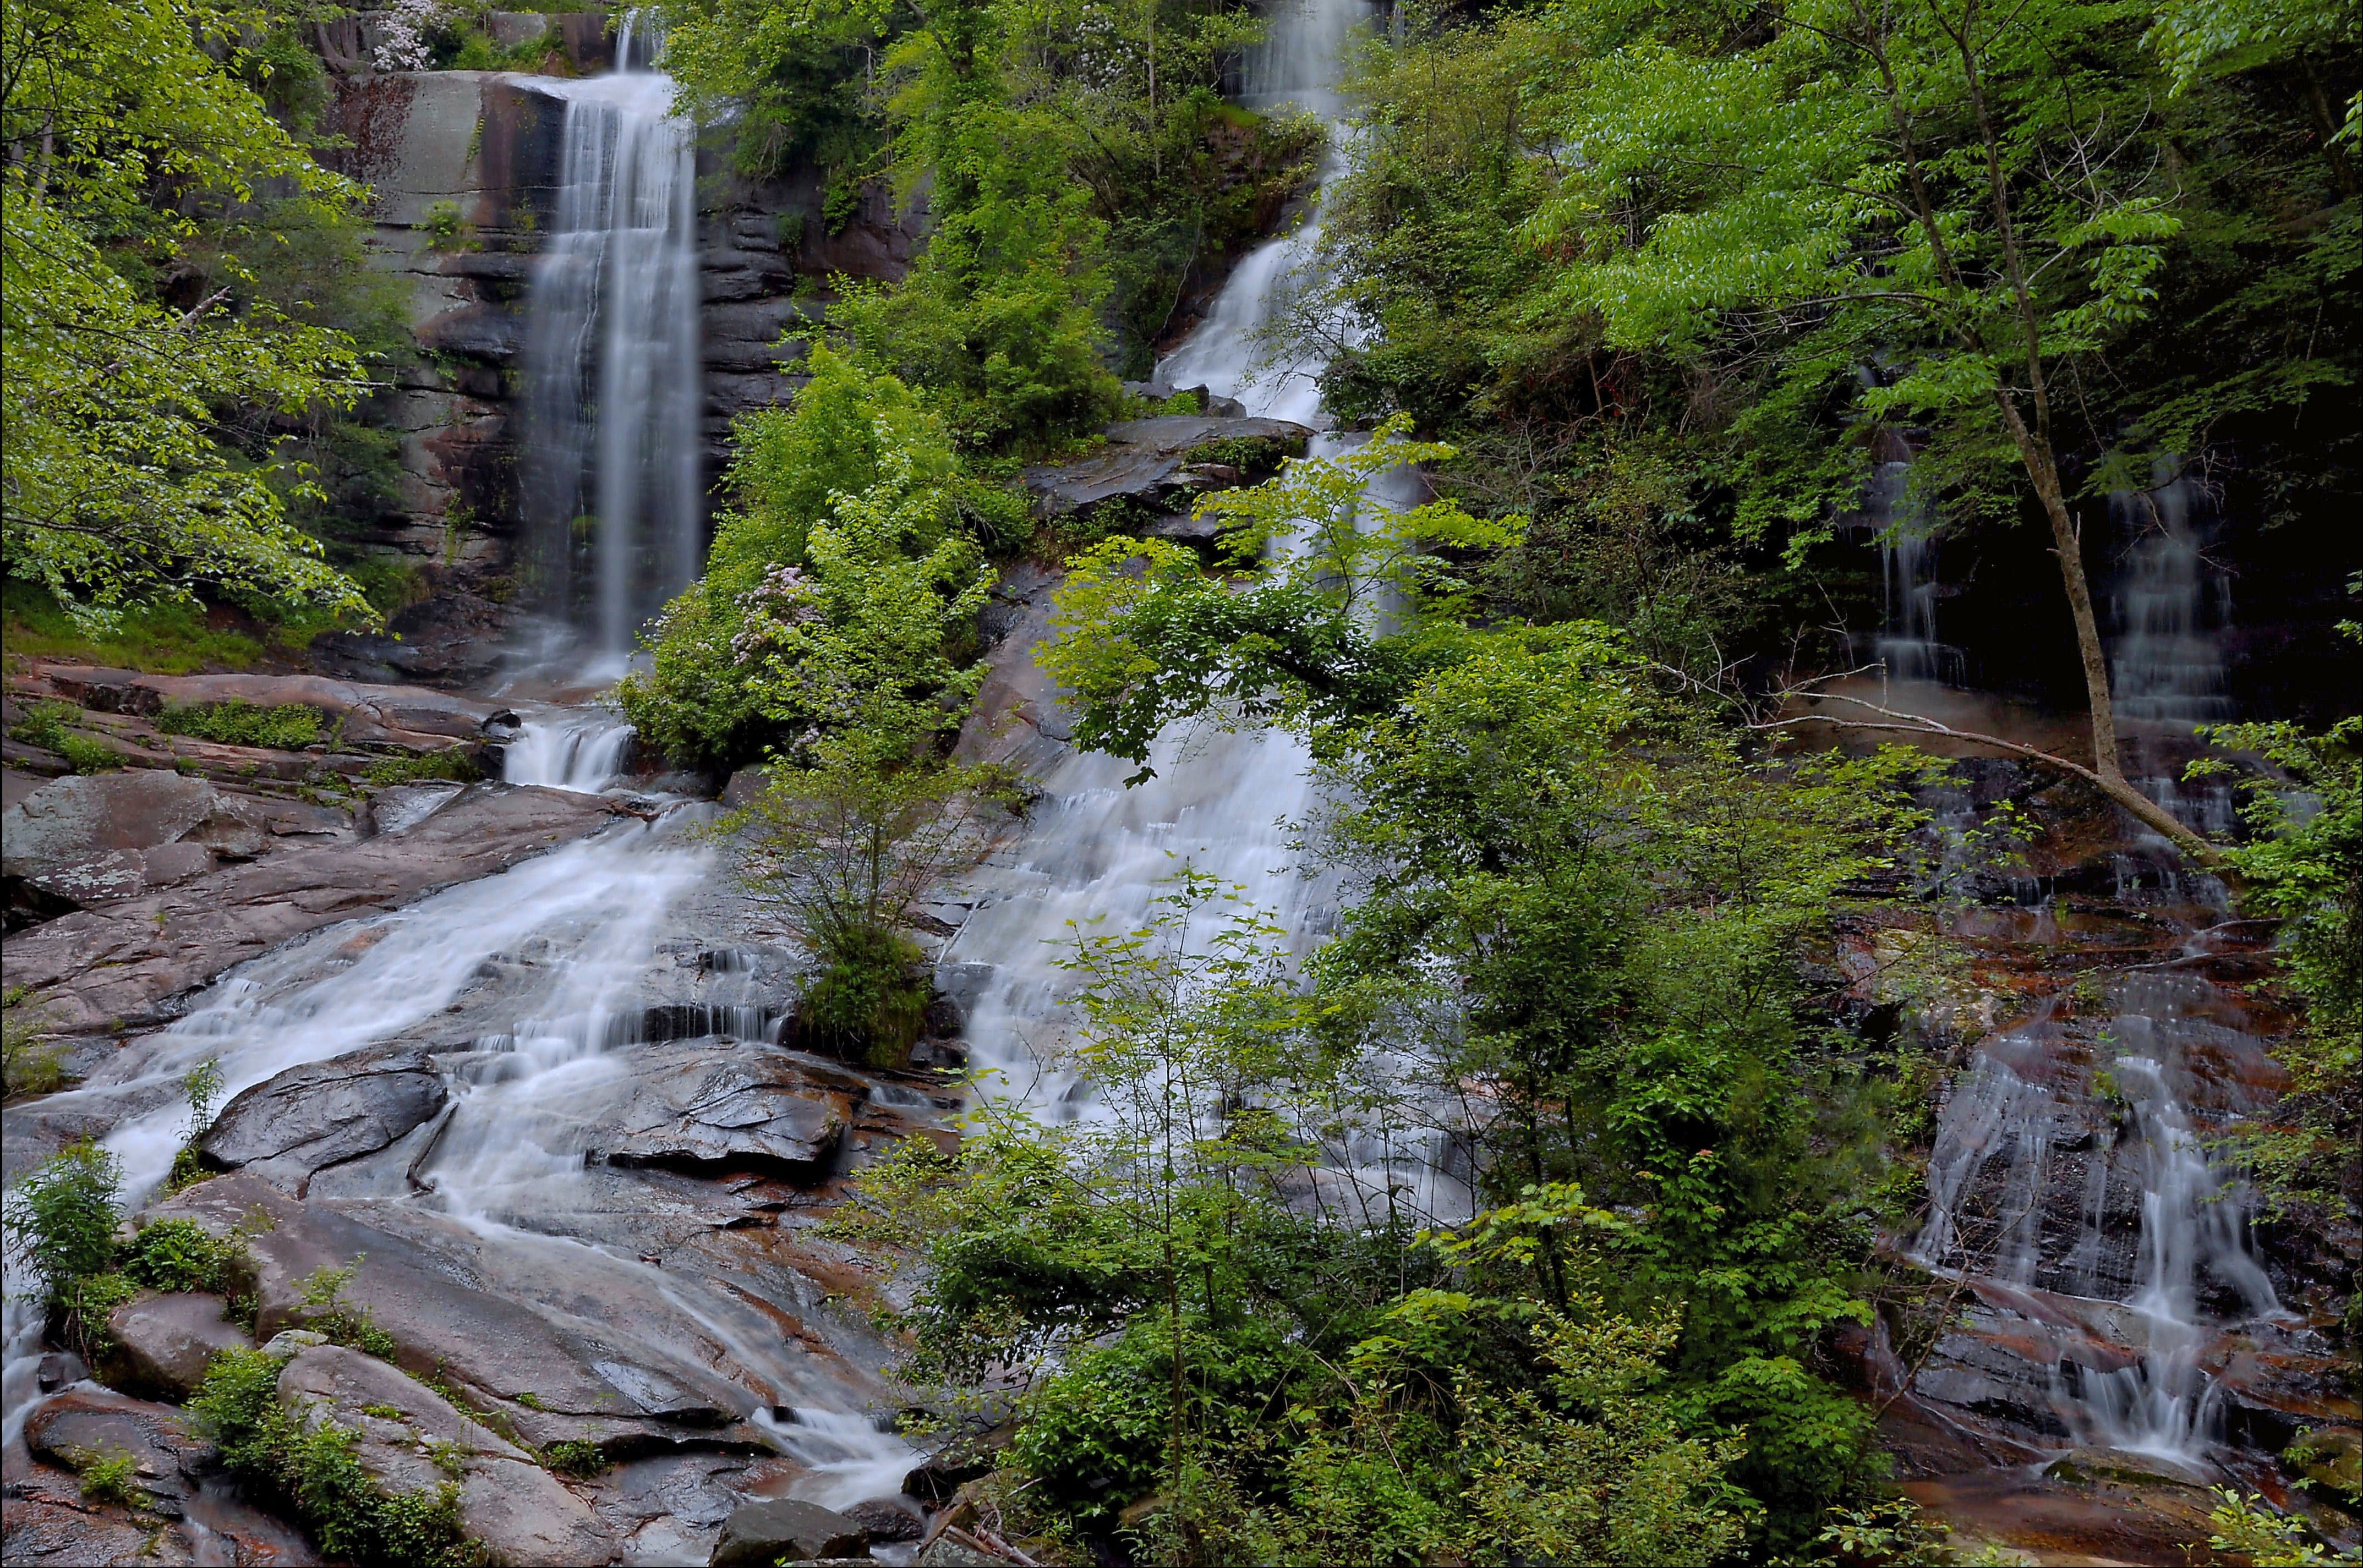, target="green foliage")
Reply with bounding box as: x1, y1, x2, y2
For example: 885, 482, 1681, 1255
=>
298, 1259, 402, 1361
419, 200, 476, 253
2, 0, 378, 627
11, 701, 128, 773
620, 348, 1000, 770
1037, 421, 1521, 769
2204, 1488, 2357, 1566
0, 580, 271, 671
3, 1138, 123, 1299
363, 749, 479, 787
541, 1439, 609, 1477
122, 1218, 243, 1296
2, 994, 68, 1100
189, 1347, 472, 1568
157, 701, 322, 750
734, 744, 1003, 1063
75, 1448, 143, 1507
